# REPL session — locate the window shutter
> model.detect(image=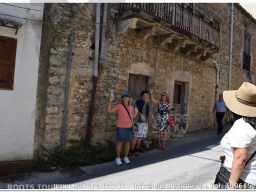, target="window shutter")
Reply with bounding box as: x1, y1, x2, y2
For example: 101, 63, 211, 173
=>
0, 36, 17, 90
